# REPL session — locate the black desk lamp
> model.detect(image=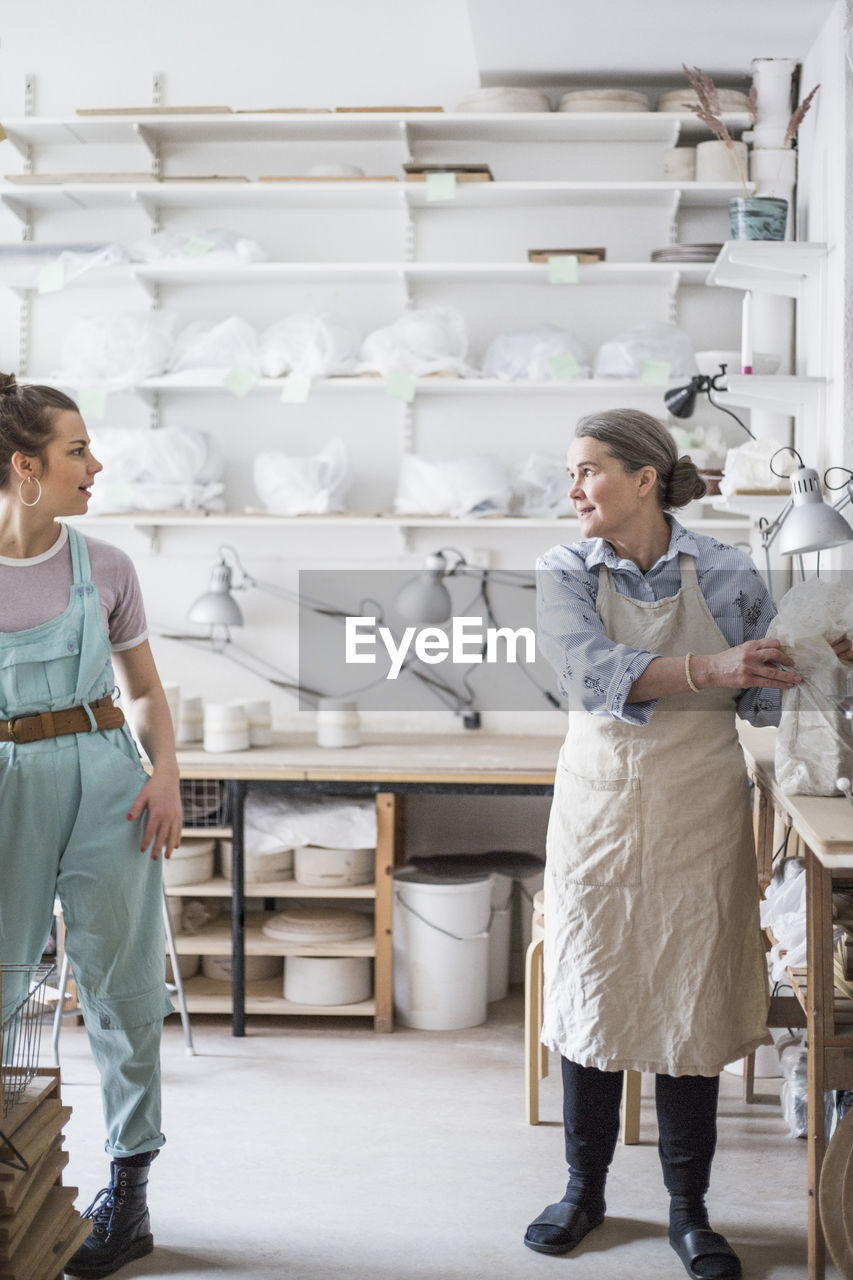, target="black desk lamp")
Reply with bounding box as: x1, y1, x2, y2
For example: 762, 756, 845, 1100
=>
664, 363, 754, 439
